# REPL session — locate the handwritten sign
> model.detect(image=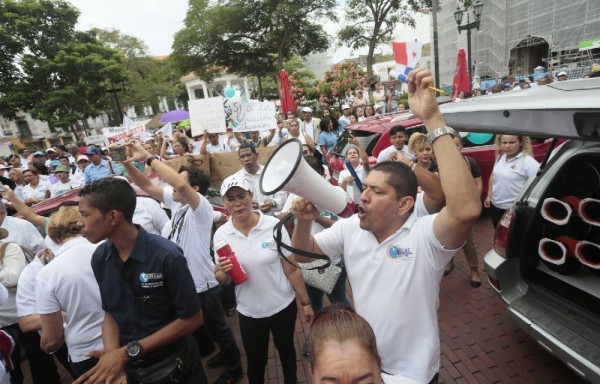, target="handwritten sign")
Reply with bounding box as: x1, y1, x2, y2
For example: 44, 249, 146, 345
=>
103, 125, 146, 143
230, 101, 276, 132
189, 97, 227, 136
